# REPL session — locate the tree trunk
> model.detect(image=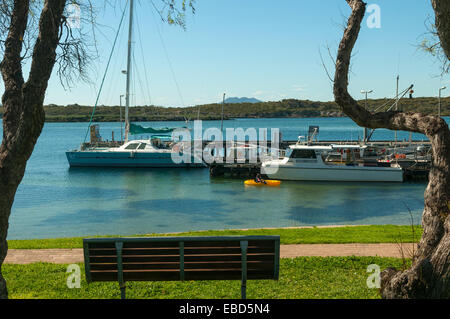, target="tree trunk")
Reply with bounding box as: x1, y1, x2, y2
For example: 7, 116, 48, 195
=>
334, 0, 449, 298
0, 0, 67, 299
431, 0, 450, 60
